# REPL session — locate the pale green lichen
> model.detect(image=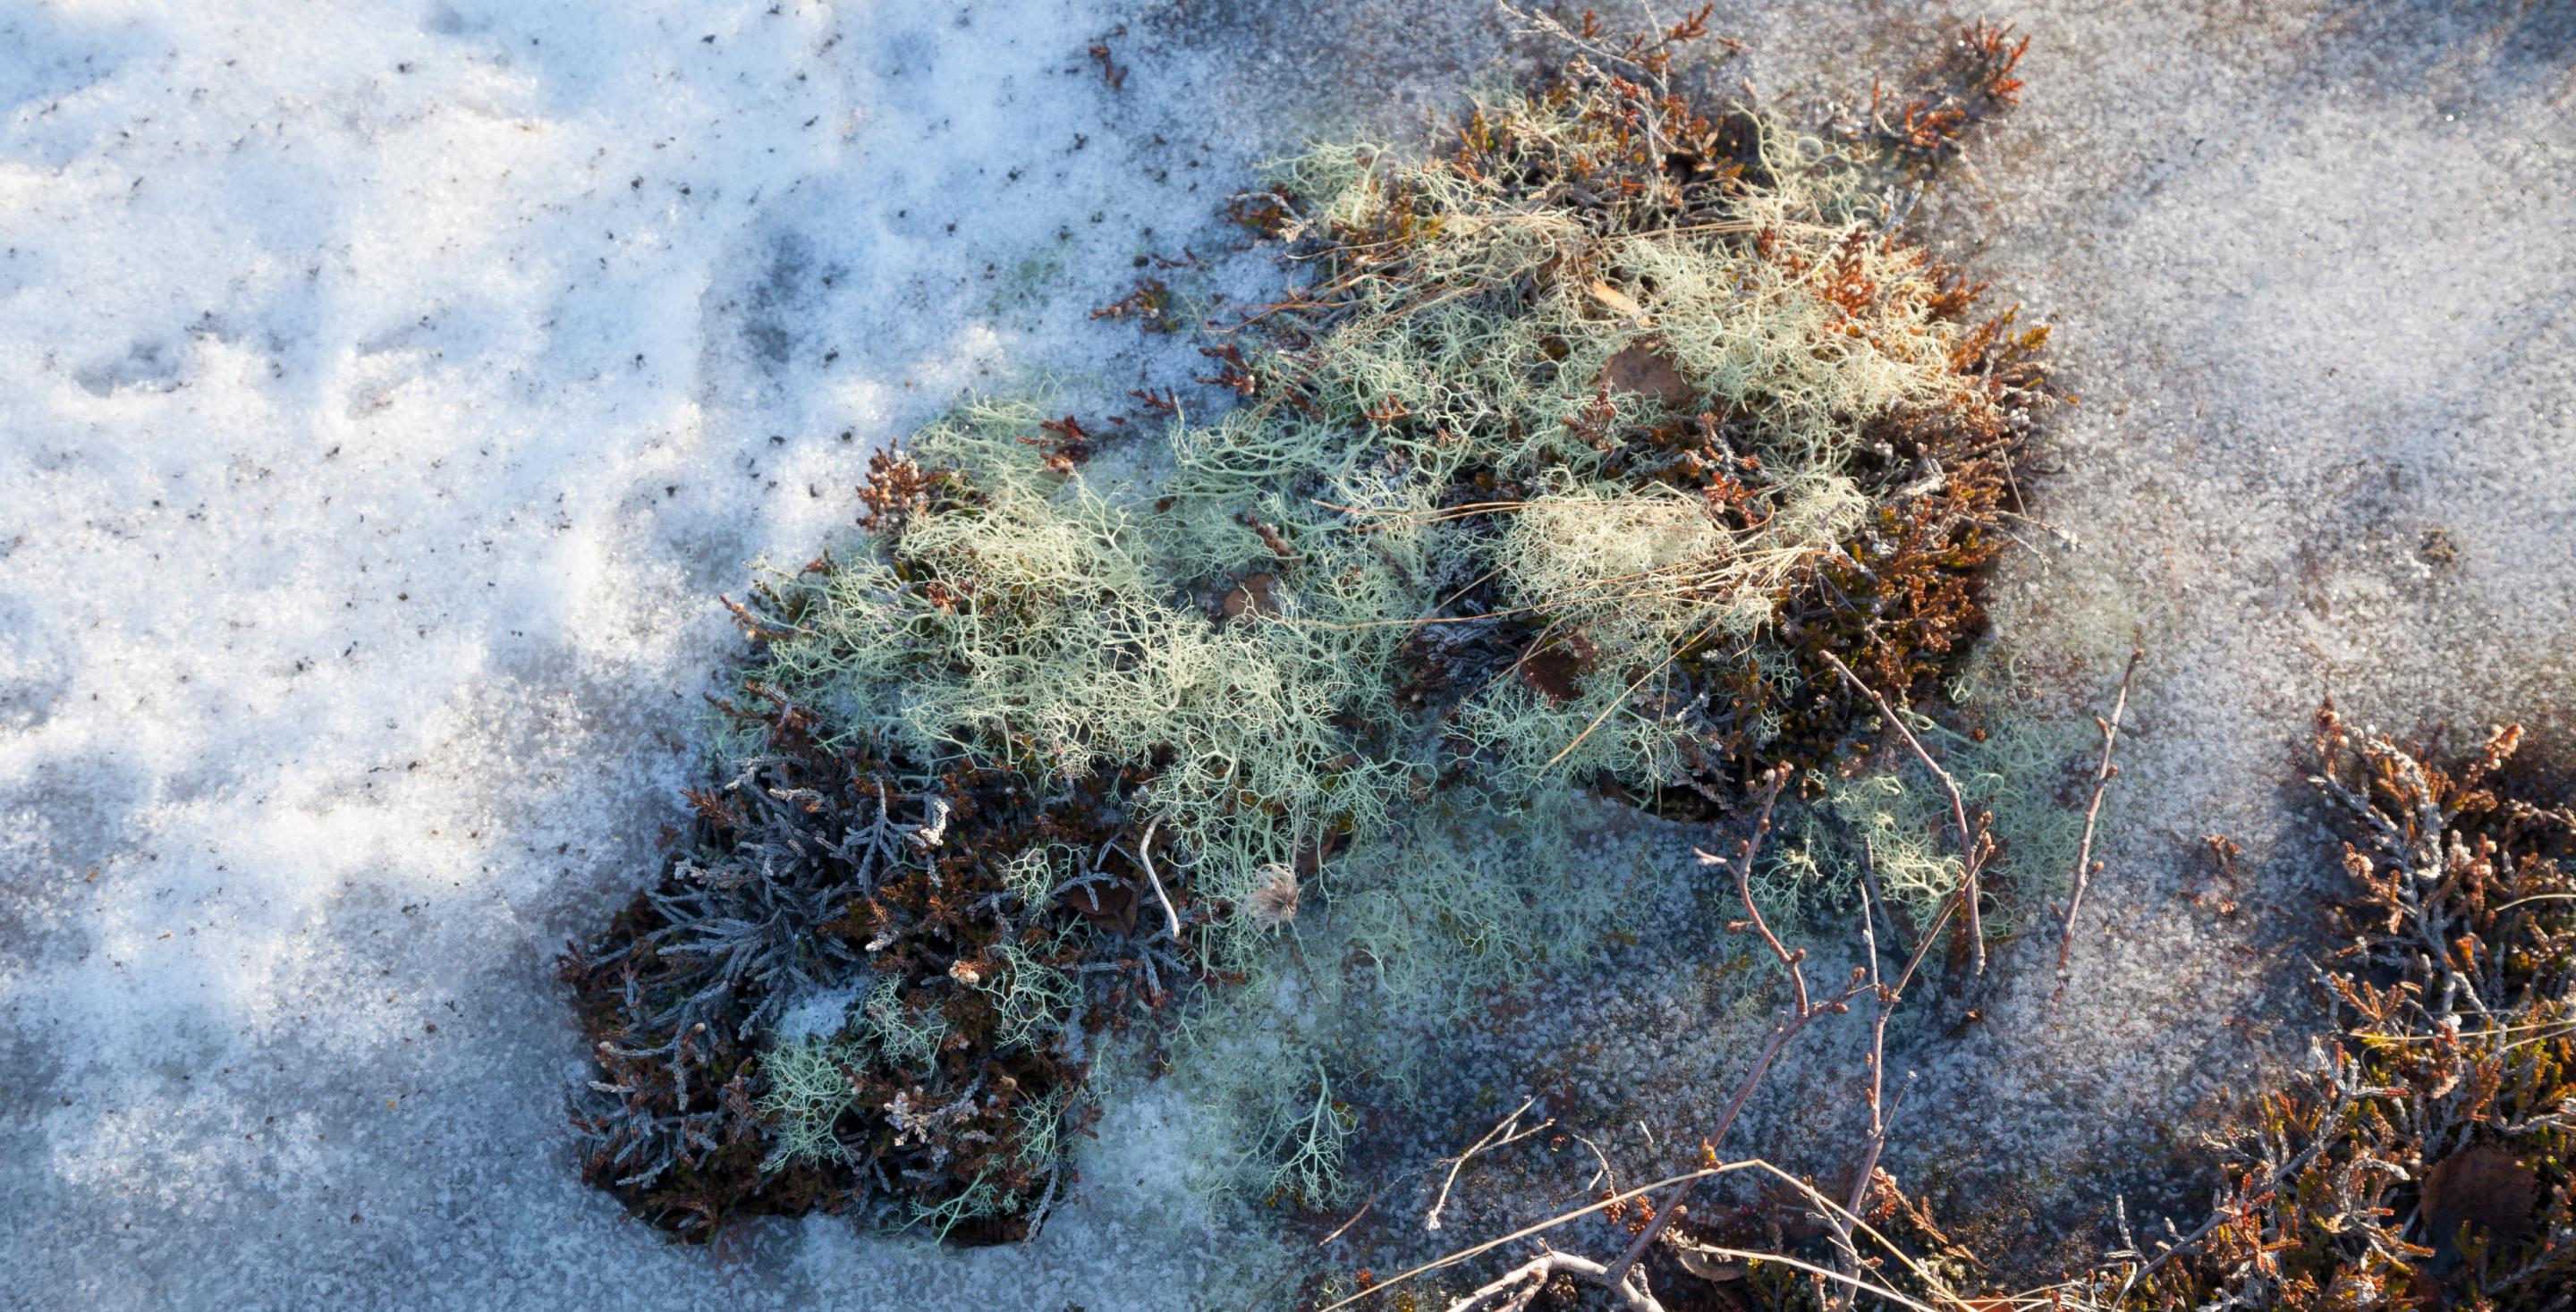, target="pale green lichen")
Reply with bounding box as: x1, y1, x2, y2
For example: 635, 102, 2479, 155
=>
1761, 653, 2099, 931
707, 50, 2050, 1221
977, 939, 1083, 1053
856, 975, 950, 1075
755, 1034, 860, 1171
